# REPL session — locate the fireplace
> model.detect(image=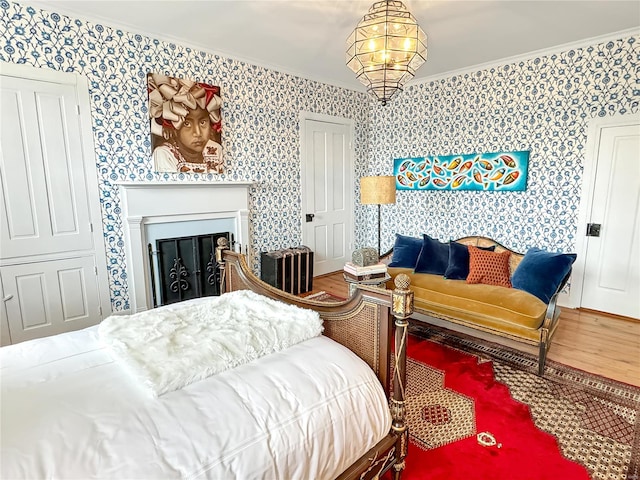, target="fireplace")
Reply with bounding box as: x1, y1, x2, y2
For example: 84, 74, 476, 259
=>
118, 181, 252, 313
150, 230, 232, 306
